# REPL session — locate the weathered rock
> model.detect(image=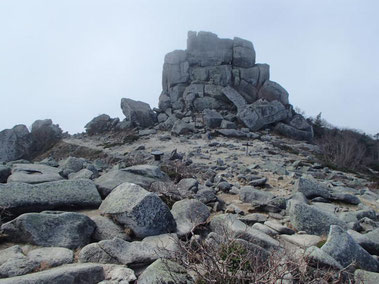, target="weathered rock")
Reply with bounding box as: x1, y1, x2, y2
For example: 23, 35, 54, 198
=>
233, 37, 255, 68
78, 243, 119, 264
354, 269, 379, 284
171, 120, 195, 136
0, 246, 24, 266
187, 31, 233, 67
0, 165, 11, 183
171, 199, 210, 236
137, 259, 194, 284
216, 129, 249, 138
1, 212, 96, 249
120, 98, 157, 128
238, 213, 268, 225
0, 256, 40, 278
0, 179, 102, 218
59, 156, 84, 175
203, 109, 223, 129
194, 188, 217, 204
222, 86, 247, 111
27, 247, 74, 267
295, 177, 331, 200
239, 186, 274, 203
321, 225, 378, 272
0, 125, 32, 163
274, 122, 314, 141
238, 100, 288, 131
92, 216, 130, 242
305, 246, 343, 270
101, 264, 136, 283
84, 114, 119, 135
288, 201, 346, 235
30, 119, 62, 155
68, 169, 94, 180
99, 183, 176, 238
176, 178, 199, 197
210, 214, 279, 250
264, 220, 295, 235
94, 165, 169, 197
7, 163, 64, 184
347, 229, 379, 255
0, 263, 105, 284
281, 234, 321, 248
258, 80, 289, 105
